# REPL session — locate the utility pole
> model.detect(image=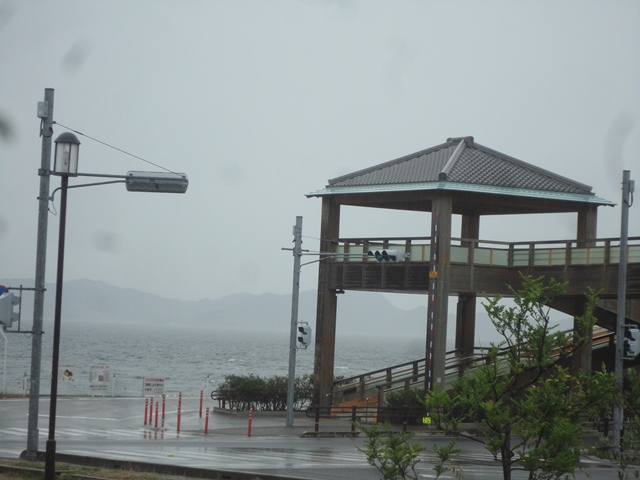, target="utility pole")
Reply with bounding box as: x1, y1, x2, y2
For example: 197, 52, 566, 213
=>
613, 170, 634, 450
286, 216, 303, 427
26, 88, 54, 458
